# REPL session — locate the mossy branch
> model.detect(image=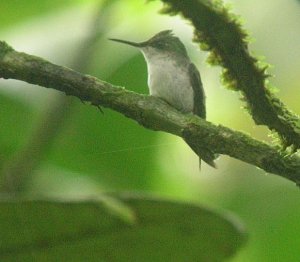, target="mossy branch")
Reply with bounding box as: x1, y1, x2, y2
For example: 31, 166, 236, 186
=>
0, 41, 300, 184
158, 0, 300, 149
